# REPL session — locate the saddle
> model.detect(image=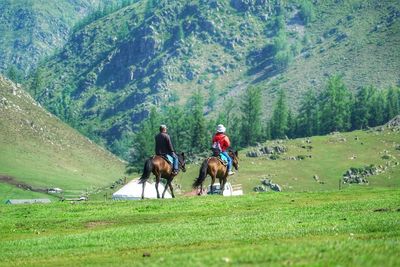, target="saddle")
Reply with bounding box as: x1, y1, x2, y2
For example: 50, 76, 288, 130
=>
158, 154, 174, 166
216, 157, 228, 166
210, 147, 228, 166
209, 154, 228, 166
